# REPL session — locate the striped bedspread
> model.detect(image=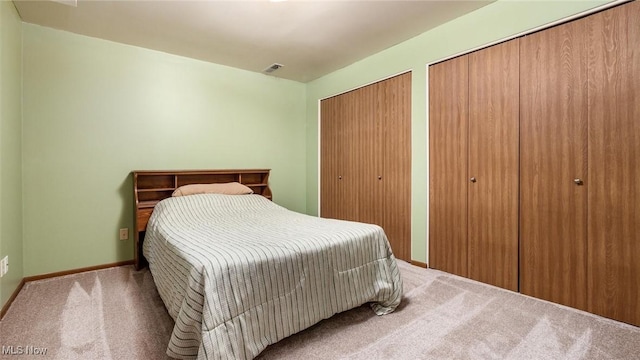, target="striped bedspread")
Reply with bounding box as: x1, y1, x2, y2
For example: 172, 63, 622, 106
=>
143, 194, 403, 360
